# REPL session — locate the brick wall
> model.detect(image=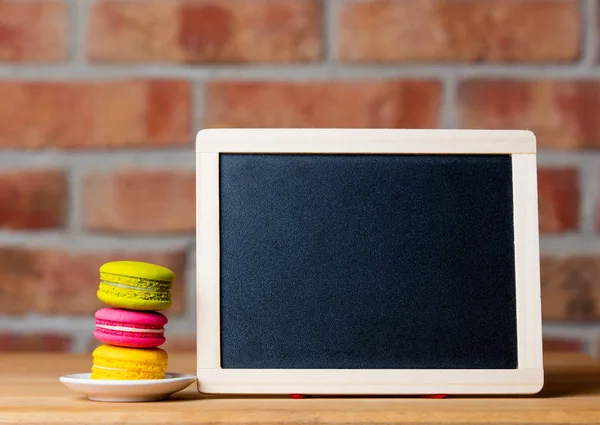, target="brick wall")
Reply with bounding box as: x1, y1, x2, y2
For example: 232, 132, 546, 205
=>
0, 0, 597, 356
